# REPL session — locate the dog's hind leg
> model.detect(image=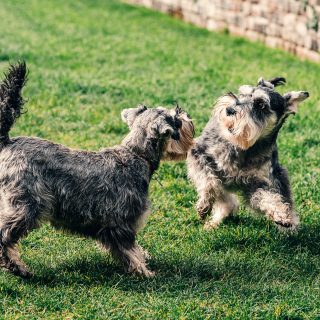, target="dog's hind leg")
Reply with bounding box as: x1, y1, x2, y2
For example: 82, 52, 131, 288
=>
0, 199, 42, 278
101, 226, 154, 277
0, 243, 31, 278
204, 192, 239, 230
